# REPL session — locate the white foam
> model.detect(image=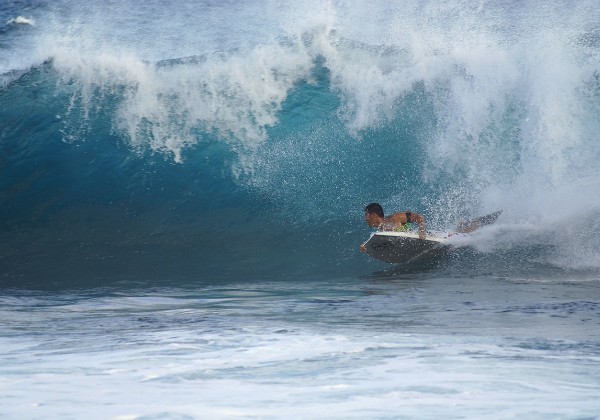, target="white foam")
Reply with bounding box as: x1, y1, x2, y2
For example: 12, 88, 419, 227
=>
8, 16, 36, 26
42, 21, 316, 161
35, 1, 598, 158
2, 323, 599, 418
